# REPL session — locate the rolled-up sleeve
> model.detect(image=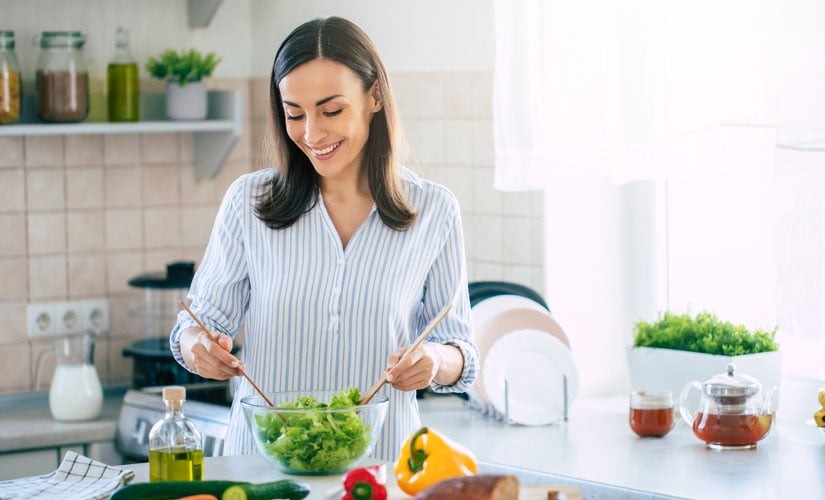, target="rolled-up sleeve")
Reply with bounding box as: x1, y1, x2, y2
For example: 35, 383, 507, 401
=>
170, 176, 250, 371
423, 196, 479, 394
